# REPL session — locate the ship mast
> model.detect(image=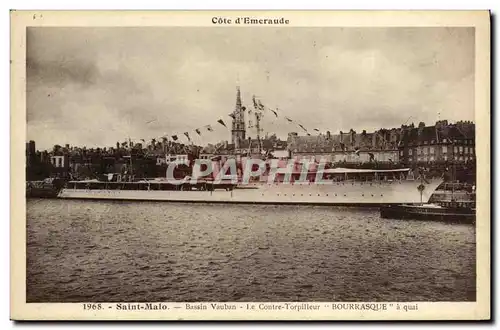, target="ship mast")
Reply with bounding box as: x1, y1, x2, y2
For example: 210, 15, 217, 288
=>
128, 137, 133, 181
255, 111, 263, 155
451, 156, 456, 202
